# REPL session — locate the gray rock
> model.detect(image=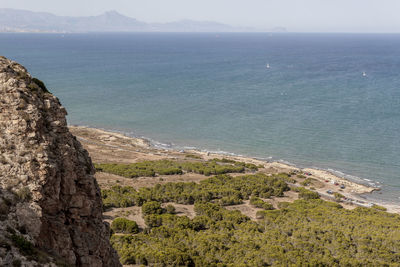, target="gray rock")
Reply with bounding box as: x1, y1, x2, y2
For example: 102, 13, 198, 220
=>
0, 56, 121, 266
